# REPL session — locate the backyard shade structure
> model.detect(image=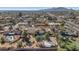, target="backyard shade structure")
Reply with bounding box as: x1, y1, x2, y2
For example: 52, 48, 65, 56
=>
4, 30, 21, 35
4, 32, 15, 41
3, 30, 21, 42
60, 31, 78, 37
